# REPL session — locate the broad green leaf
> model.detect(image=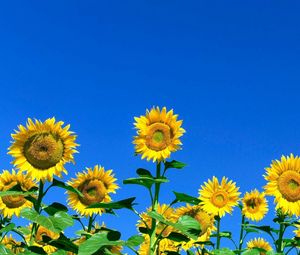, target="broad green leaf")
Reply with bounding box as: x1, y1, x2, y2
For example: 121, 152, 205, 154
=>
212, 248, 235, 255
28, 246, 47, 254
241, 249, 260, 255
51, 251, 68, 255
147, 211, 201, 240
78, 232, 123, 255
167, 232, 190, 242
42, 233, 78, 253
173, 191, 201, 205
165, 160, 186, 170
125, 235, 144, 247
44, 202, 68, 216
87, 197, 136, 210
136, 168, 153, 177
123, 177, 168, 189
52, 179, 83, 197
0, 245, 14, 255
49, 211, 74, 231
0, 223, 15, 234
